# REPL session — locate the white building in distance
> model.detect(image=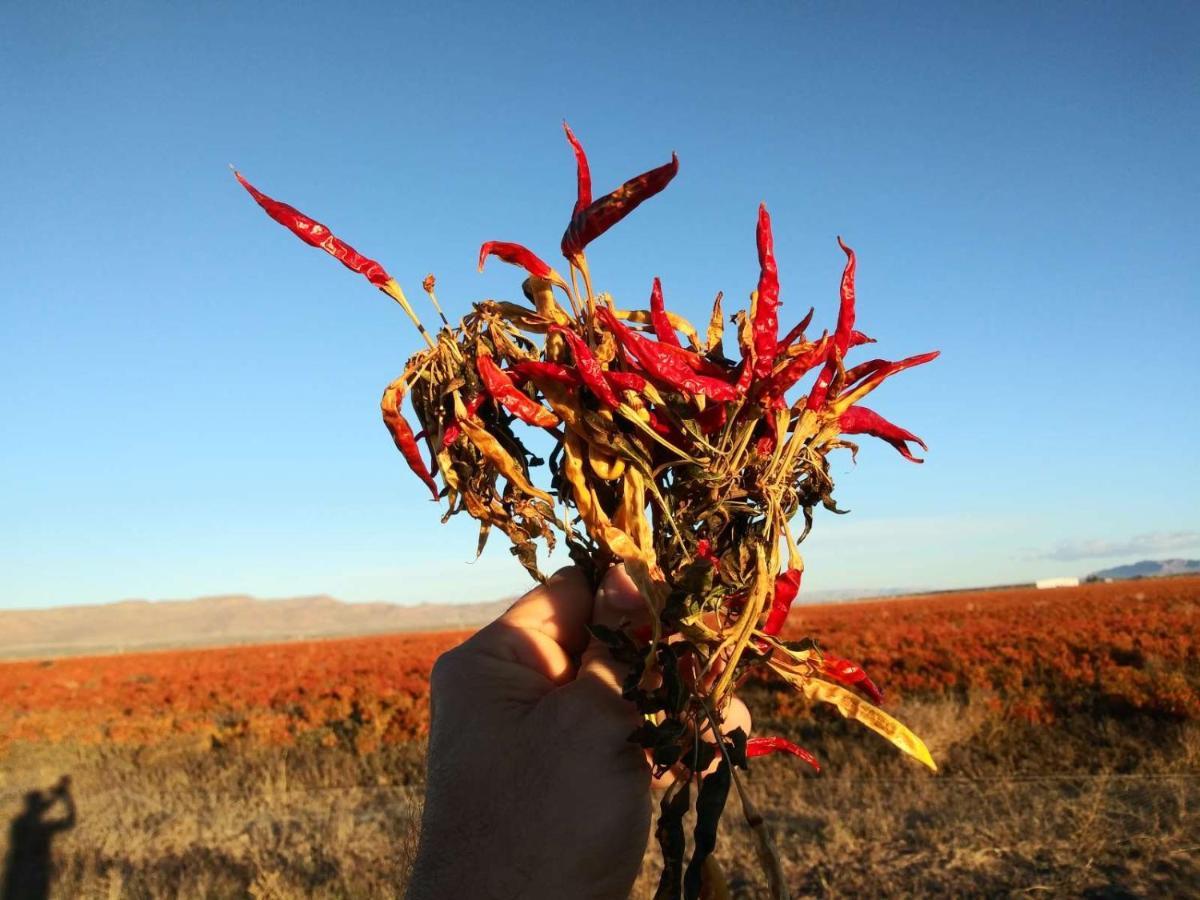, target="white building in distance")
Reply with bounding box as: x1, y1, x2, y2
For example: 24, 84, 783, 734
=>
1035, 576, 1080, 589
